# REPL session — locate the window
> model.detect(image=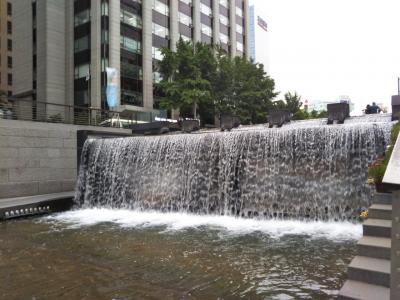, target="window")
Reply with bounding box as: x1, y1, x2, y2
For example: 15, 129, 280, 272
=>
7, 21, 12, 34
7, 39, 12, 51
237, 41, 243, 52
153, 71, 162, 83
7, 74, 12, 86
220, 0, 229, 8
120, 36, 142, 54
236, 7, 243, 18
220, 15, 229, 26
121, 8, 142, 28
200, 3, 212, 16
7, 2, 12, 16
236, 24, 243, 34
74, 36, 89, 52
101, 30, 109, 44
75, 90, 89, 105
152, 23, 169, 39
220, 33, 229, 44
121, 64, 142, 80
153, 0, 169, 16
180, 35, 191, 42
101, 58, 109, 72
7, 56, 12, 68
101, 1, 108, 16
201, 24, 212, 37
74, 9, 90, 26
179, 12, 192, 27
152, 47, 163, 61
180, 0, 192, 5
74, 63, 90, 79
